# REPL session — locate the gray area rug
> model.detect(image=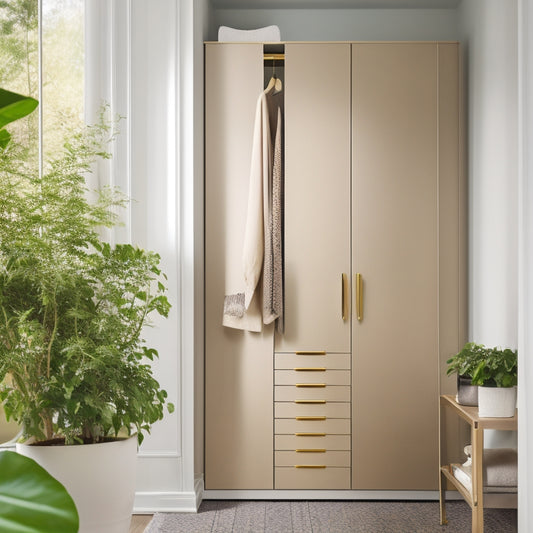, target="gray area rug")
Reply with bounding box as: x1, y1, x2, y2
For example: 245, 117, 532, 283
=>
145, 500, 517, 532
